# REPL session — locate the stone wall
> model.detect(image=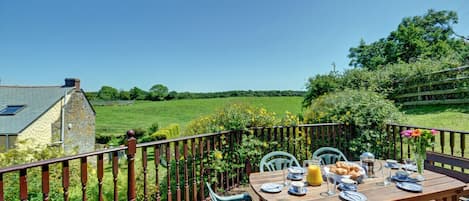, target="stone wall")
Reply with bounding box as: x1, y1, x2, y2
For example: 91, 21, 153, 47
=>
64, 90, 95, 154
